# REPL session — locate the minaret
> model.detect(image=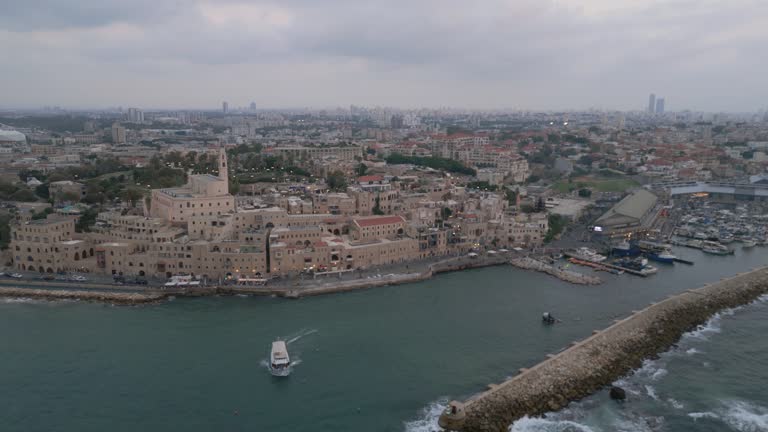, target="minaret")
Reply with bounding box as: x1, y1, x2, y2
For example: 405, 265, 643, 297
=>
218, 147, 229, 189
